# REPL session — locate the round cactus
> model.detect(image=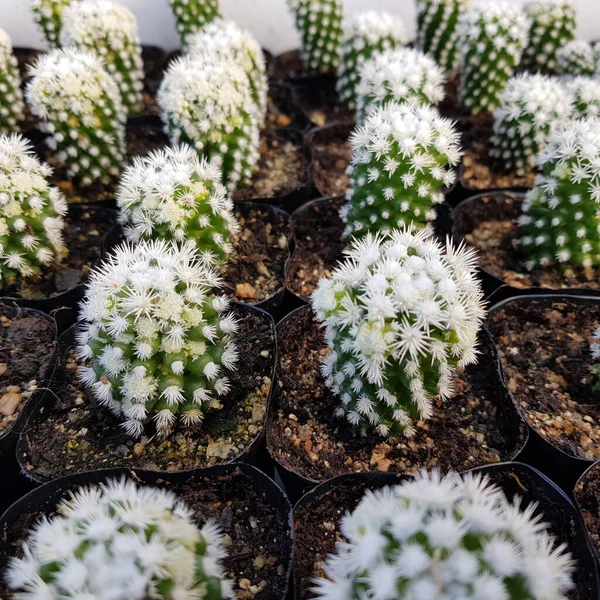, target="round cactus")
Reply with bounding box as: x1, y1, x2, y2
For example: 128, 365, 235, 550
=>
312, 228, 485, 437
0, 29, 24, 135
30, 0, 71, 47
158, 56, 260, 193
355, 47, 446, 125
557, 40, 599, 77
490, 74, 573, 176
566, 76, 600, 119
117, 145, 239, 265
313, 470, 575, 600
341, 102, 462, 240
60, 0, 144, 114
169, 0, 221, 49
519, 118, 600, 270
287, 0, 343, 73
415, 0, 470, 71
457, 2, 530, 115
0, 134, 68, 287
77, 239, 239, 438
5, 478, 233, 600
26, 48, 127, 187
337, 11, 409, 110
